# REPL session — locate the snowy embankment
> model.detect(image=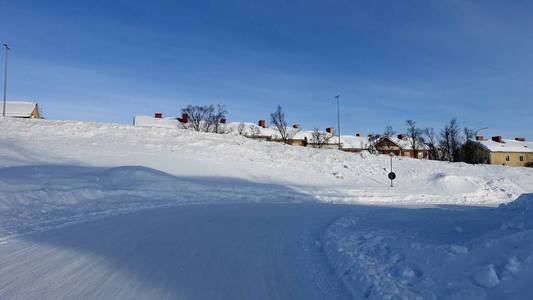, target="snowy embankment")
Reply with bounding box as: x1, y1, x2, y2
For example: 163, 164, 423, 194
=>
0, 117, 532, 238
323, 193, 533, 299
